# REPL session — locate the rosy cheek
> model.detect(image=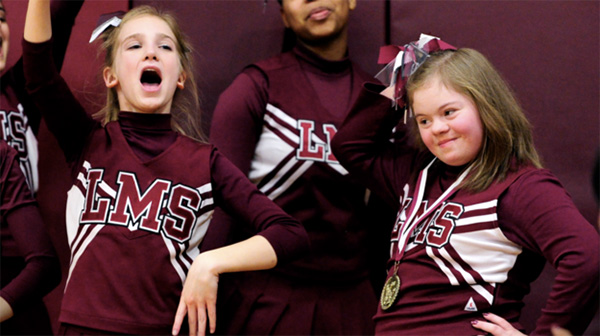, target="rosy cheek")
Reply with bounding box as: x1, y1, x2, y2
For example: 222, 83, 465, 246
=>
419, 130, 432, 147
